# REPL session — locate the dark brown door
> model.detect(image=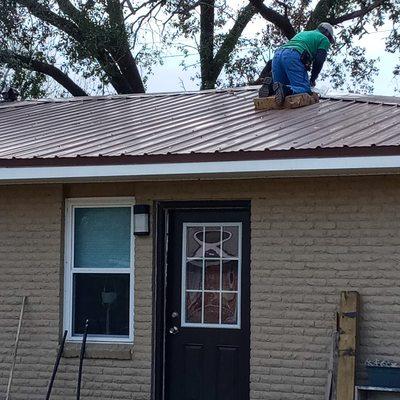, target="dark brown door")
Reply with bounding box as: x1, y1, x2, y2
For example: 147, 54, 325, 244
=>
164, 208, 250, 400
